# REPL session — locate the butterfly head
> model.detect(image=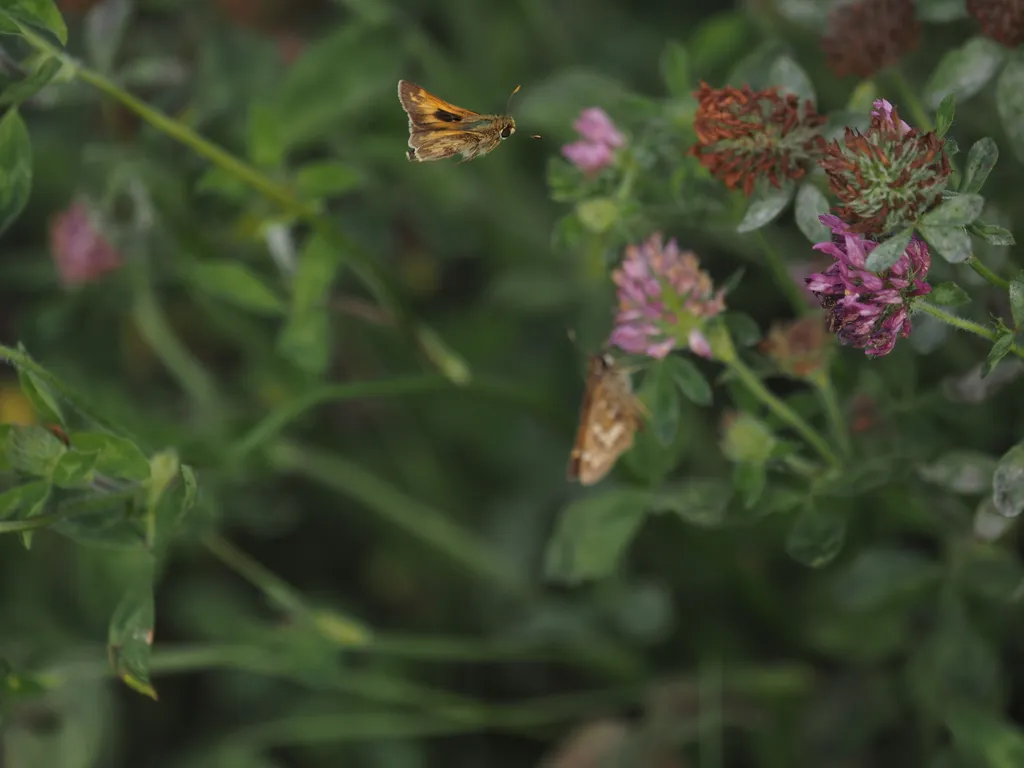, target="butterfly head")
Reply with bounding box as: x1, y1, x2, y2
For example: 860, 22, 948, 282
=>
497, 117, 516, 140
